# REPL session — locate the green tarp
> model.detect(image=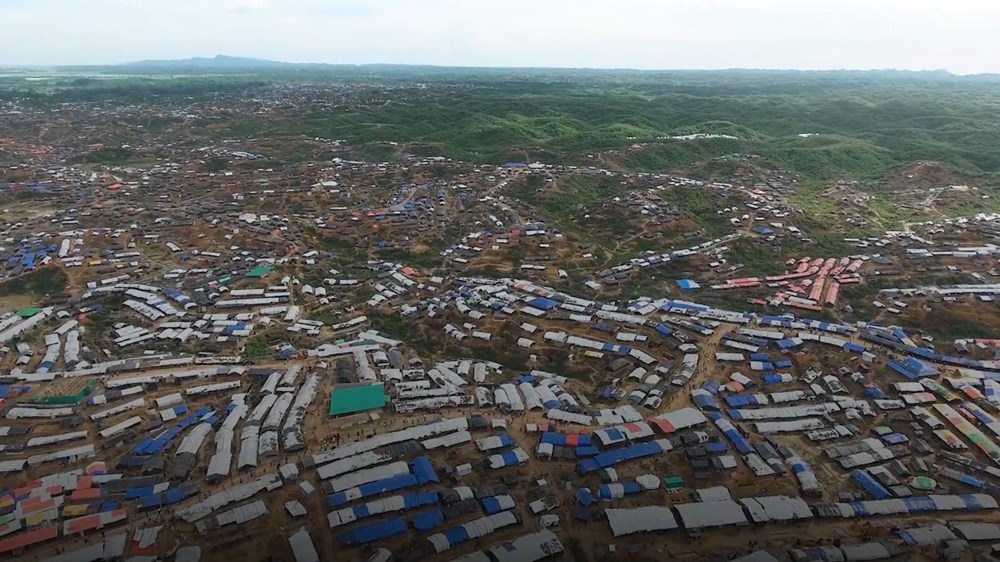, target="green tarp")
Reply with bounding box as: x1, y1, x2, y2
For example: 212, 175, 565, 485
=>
330, 384, 389, 416
245, 266, 273, 278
